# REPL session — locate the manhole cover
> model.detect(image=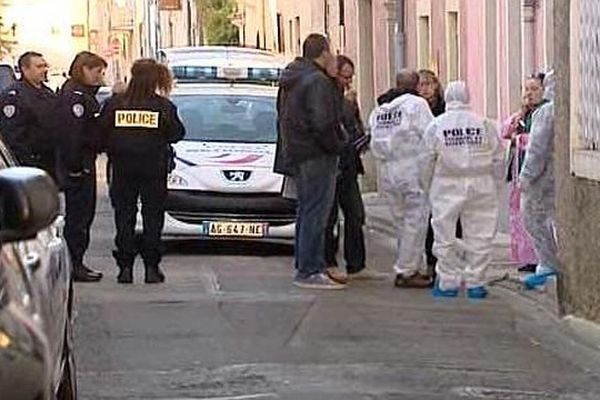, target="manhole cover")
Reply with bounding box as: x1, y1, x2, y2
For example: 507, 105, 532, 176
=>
453, 386, 557, 400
